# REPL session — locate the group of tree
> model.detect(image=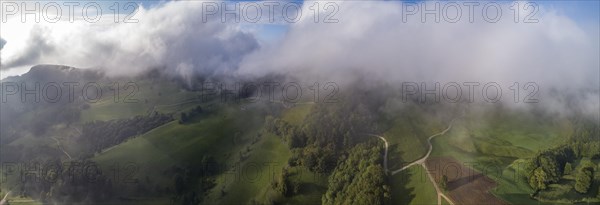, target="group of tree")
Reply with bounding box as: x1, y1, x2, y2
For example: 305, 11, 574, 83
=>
264, 95, 391, 203
322, 141, 390, 205
80, 113, 173, 156
266, 100, 376, 173
179, 106, 204, 124
574, 161, 595, 194
528, 141, 600, 192
271, 166, 300, 197
172, 155, 220, 204
526, 122, 599, 195
16, 160, 116, 204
